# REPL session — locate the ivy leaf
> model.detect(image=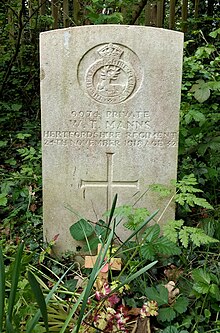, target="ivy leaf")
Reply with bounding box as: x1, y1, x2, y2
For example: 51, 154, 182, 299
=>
158, 307, 176, 322
69, 219, 94, 241
173, 296, 189, 314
